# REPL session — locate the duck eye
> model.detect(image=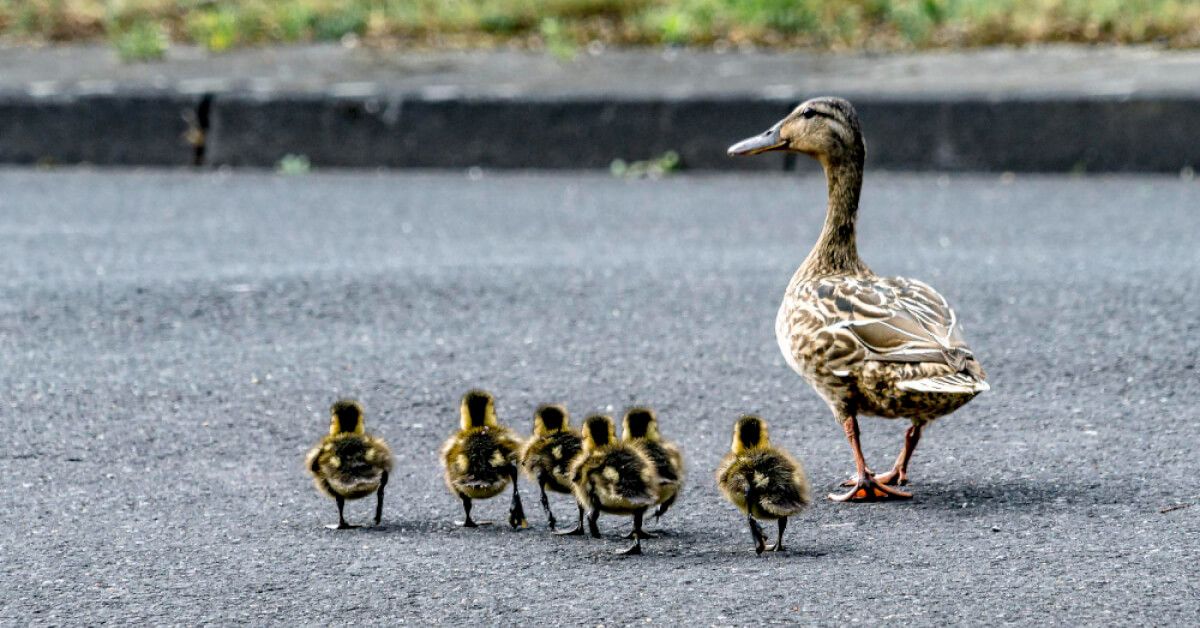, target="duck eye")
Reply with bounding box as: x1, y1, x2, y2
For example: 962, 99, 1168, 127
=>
801, 109, 817, 119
